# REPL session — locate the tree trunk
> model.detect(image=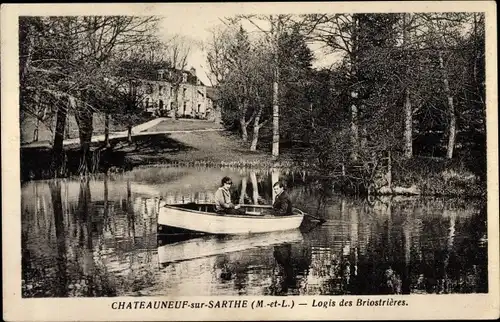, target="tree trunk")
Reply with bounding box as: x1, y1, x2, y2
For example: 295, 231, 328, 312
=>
75, 108, 94, 175
172, 86, 179, 120
447, 103, 457, 159
438, 51, 456, 159
402, 14, 413, 159
50, 102, 68, 178
240, 115, 248, 142
250, 124, 260, 151
350, 103, 359, 161
104, 113, 110, 148
239, 95, 251, 142
271, 16, 281, 159
272, 67, 280, 158
387, 150, 392, 189
32, 92, 43, 142
33, 119, 39, 142
403, 89, 413, 158
250, 106, 264, 151
350, 16, 360, 162
127, 126, 132, 143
